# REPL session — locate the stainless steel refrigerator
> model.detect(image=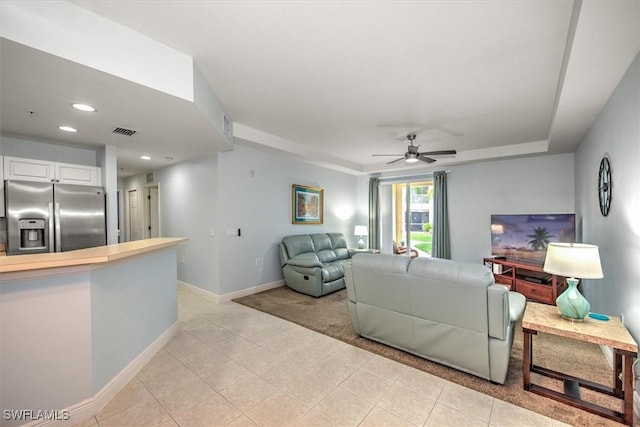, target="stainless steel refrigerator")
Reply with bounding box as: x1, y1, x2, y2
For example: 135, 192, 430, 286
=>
4, 180, 107, 255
